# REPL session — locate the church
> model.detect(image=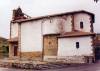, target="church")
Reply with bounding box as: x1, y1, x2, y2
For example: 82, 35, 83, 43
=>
8, 7, 95, 63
